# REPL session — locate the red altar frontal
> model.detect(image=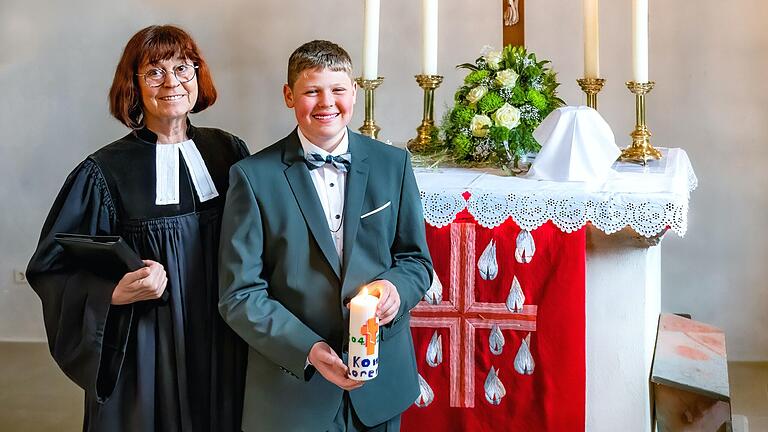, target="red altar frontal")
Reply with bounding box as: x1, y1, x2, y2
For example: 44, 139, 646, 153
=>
402, 210, 586, 431
403, 150, 696, 430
